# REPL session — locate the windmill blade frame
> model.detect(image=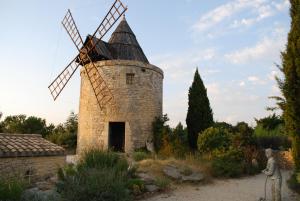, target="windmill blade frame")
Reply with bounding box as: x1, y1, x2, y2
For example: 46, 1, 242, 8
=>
48, 0, 127, 109
61, 9, 84, 51
48, 56, 81, 100
83, 0, 127, 53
